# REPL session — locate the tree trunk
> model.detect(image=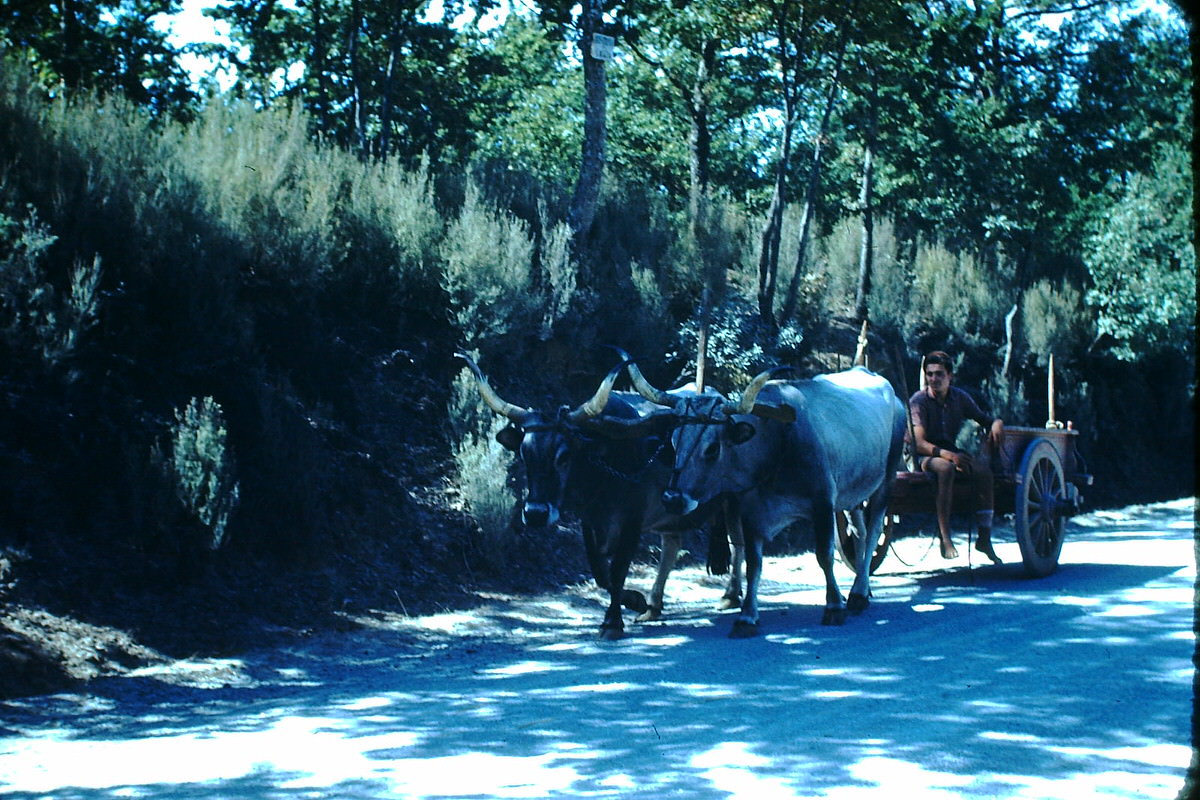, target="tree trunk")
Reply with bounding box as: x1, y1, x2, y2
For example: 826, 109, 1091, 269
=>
854, 77, 878, 324
347, 0, 367, 156
687, 38, 717, 235
756, 100, 796, 326
378, 26, 401, 159
311, 0, 333, 136
60, 0, 84, 90
779, 34, 848, 324
568, 0, 608, 238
